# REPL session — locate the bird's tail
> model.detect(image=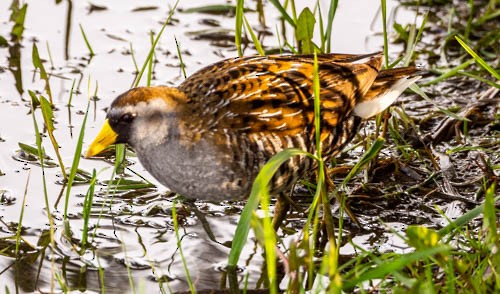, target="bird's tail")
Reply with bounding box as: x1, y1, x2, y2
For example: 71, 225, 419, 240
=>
353, 67, 421, 119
